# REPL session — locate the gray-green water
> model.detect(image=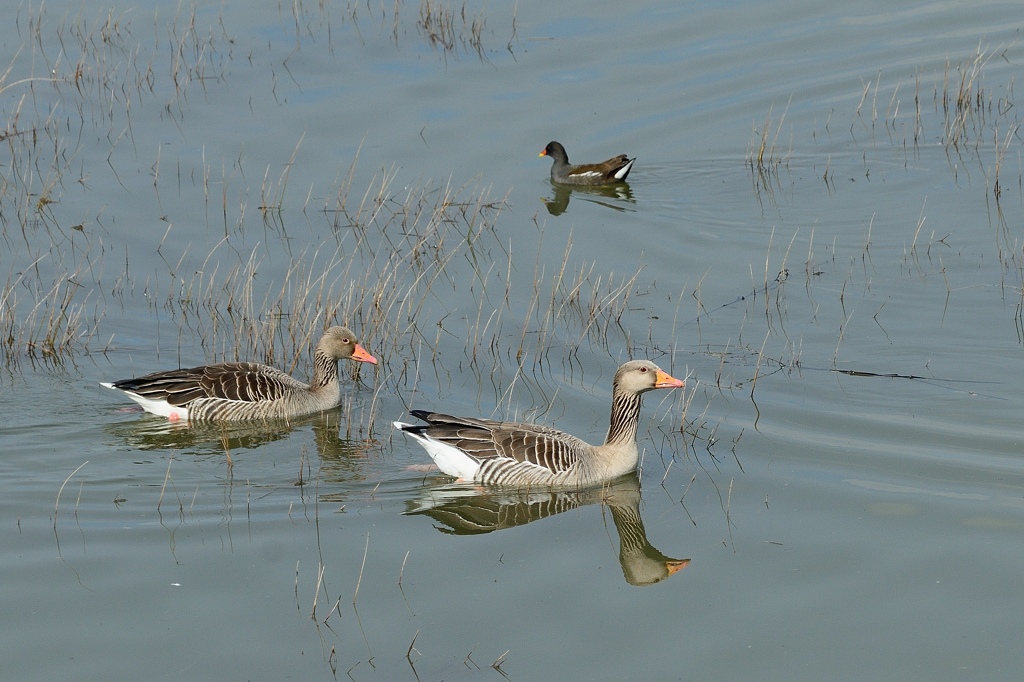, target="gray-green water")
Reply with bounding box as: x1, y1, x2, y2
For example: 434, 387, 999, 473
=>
3, 1, 1023, 679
